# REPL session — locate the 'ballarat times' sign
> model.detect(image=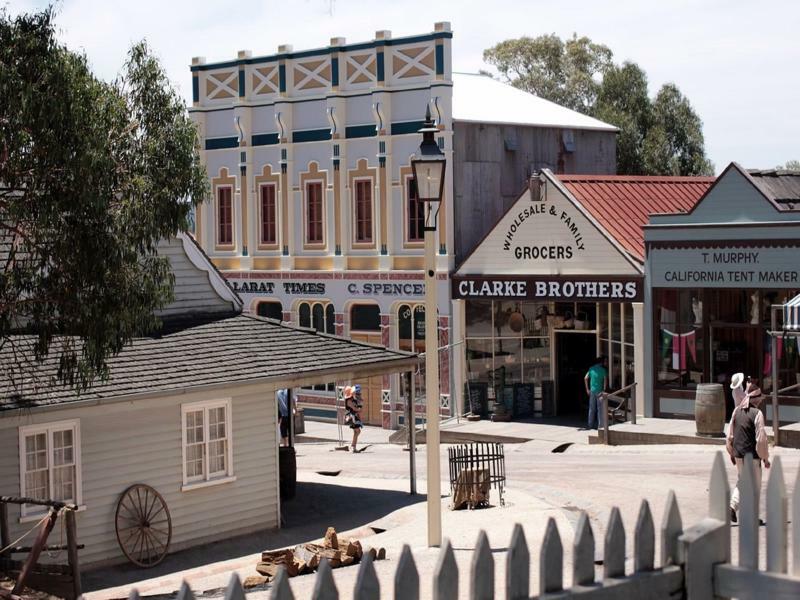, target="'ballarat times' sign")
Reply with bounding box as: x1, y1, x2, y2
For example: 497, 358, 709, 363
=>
650, 246, 800, 288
